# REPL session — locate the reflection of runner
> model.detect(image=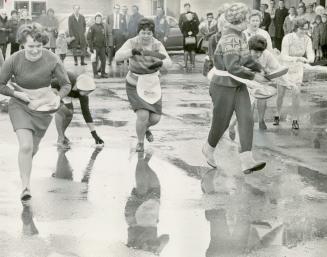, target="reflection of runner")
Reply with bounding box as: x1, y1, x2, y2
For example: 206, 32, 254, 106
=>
51, 71, 104, 148
124, 152, 169, 255
21, 205, 39, 236
52, 148, 73, 180
115, 18, 172, 152
0, 24, 71, 203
